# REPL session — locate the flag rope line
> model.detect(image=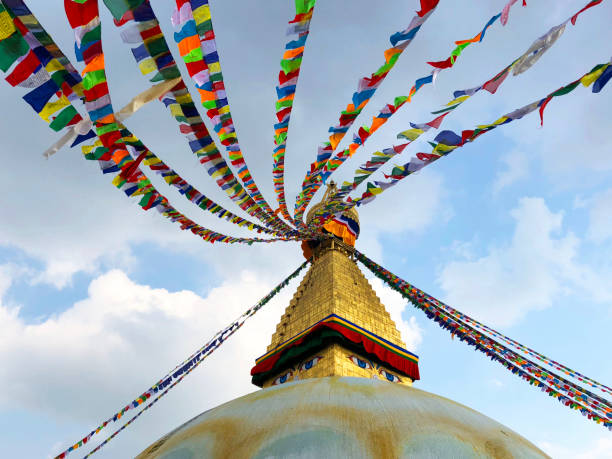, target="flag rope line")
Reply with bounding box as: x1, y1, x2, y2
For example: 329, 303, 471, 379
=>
353, 248, 612, 429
